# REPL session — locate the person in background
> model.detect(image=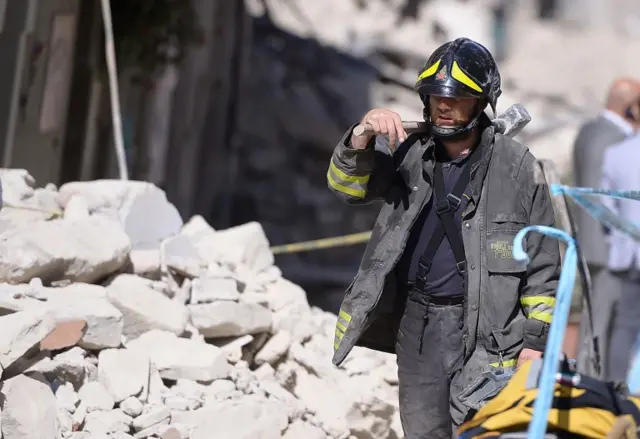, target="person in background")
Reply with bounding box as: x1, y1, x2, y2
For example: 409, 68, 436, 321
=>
601, 91, 640, 381
573, 78, 640, 378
